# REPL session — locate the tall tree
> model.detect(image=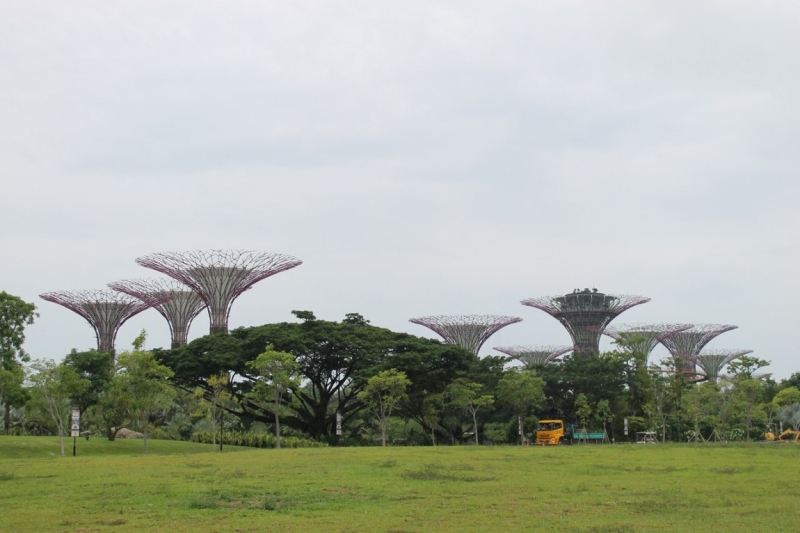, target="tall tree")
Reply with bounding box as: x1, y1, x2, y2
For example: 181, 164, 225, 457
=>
357, 369, 410, 446
497, 369, 545, 445
62, 349, 114, 424
246, 346, 300, 449
27, 360, 89, 456
447, 379, 494, 445
160, 311, 471, 440
0, 292, 38, 434
116, 331, 175, 454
